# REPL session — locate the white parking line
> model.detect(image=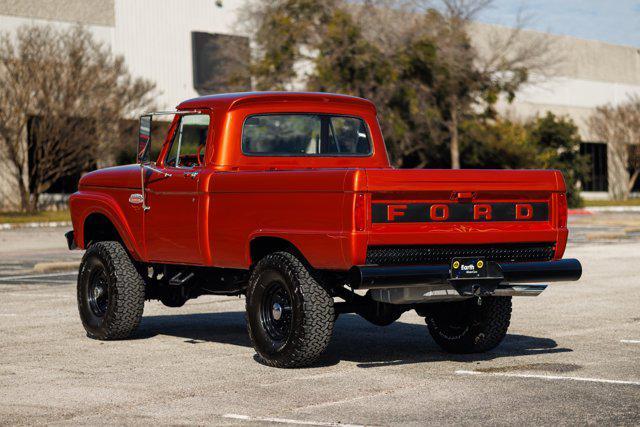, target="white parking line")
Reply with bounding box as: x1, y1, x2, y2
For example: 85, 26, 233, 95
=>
455, 370, 640, 386
621, 339, 640, 344
1, 292, 72, 298
222, 414, 364, 427
0, 272, 76, 281
7, 278, 75, 283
